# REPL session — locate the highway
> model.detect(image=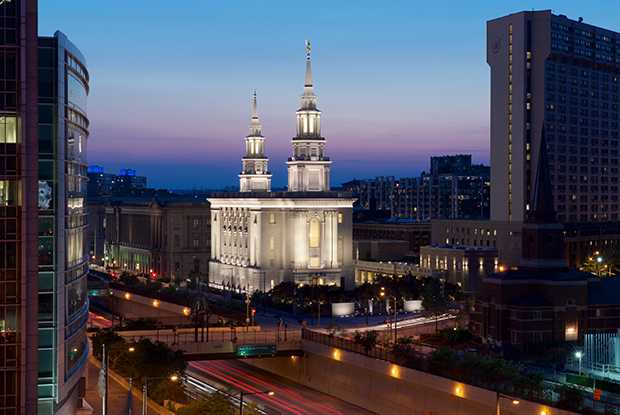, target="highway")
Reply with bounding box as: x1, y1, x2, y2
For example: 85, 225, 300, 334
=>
189, 360, 375, 415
